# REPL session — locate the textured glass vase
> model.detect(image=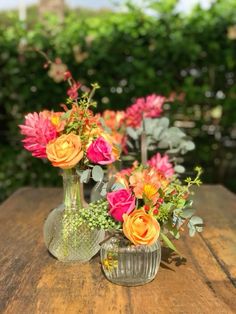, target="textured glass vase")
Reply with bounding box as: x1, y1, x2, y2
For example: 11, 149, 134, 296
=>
43, 170, 105, 262
101, 237, 161, 286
